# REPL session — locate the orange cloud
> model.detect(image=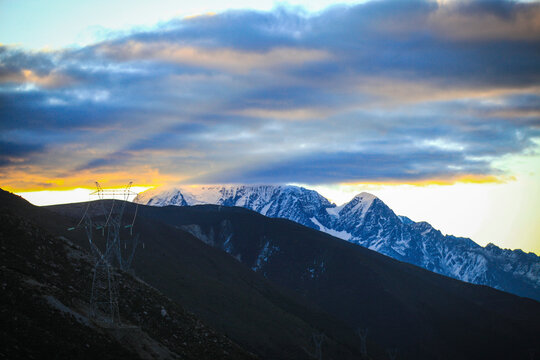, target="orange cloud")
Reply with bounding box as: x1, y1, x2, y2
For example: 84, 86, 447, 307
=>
0, 68, 74, 88
371, 2, 540, 42
348, 76, 540, 107
98, 41, 331, 73
183, 12, 216, 20
428, 3, 540, 42
0, 166, 178, 193
341, 174, 512, 187
233, 107, 334, 121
